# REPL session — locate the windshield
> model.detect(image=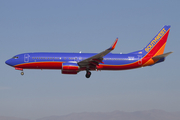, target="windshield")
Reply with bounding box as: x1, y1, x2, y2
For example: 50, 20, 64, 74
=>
12, 56, 19, 59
